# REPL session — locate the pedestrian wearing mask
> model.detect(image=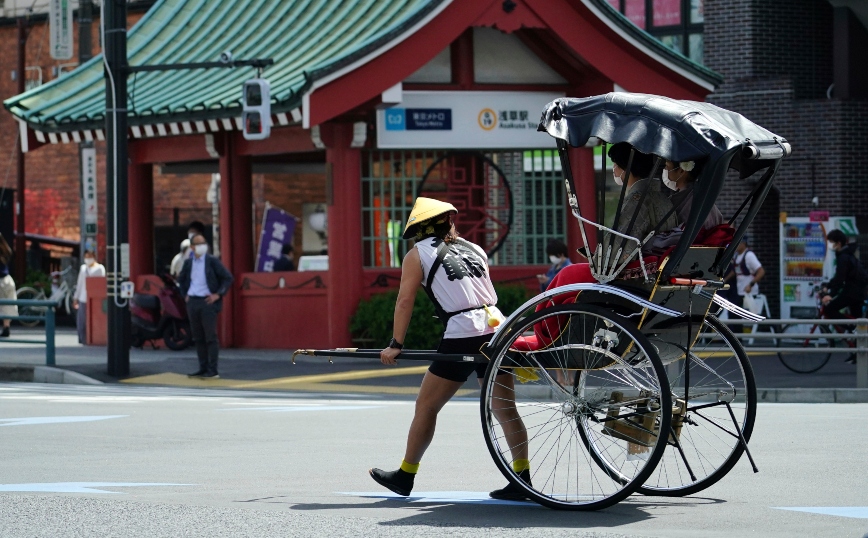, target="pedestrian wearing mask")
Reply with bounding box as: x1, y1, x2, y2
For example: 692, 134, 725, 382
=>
186, 221, 206, 259
537, 239, 572, 291
73, 249, 106, 344
724, 236, 765, 312
178, 234, 233, 379
0, 233, 16, 337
